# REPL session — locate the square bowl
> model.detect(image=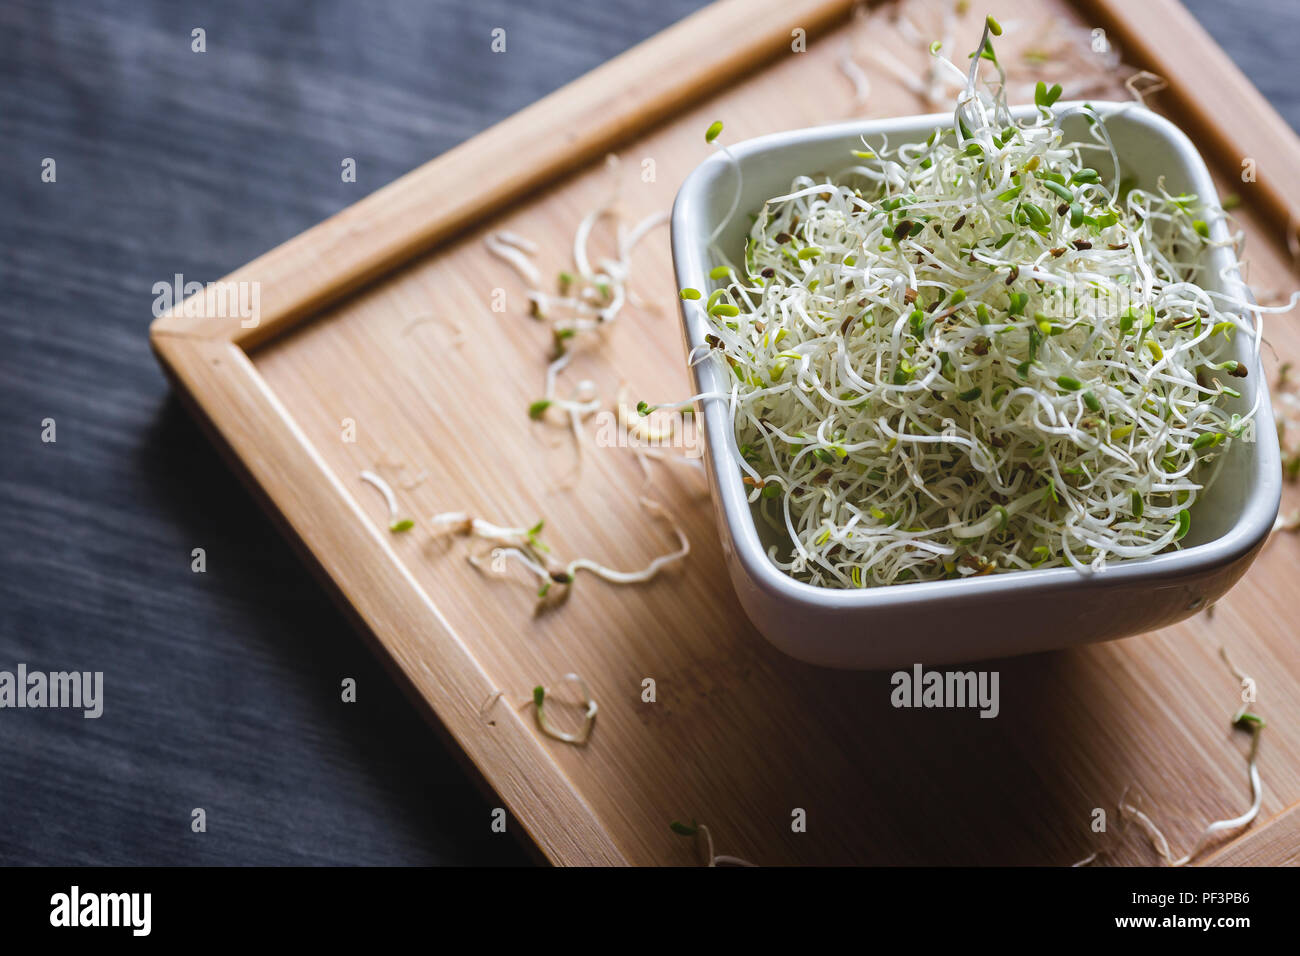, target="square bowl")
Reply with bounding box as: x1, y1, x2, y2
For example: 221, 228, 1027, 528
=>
670, 102, 1281, 669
